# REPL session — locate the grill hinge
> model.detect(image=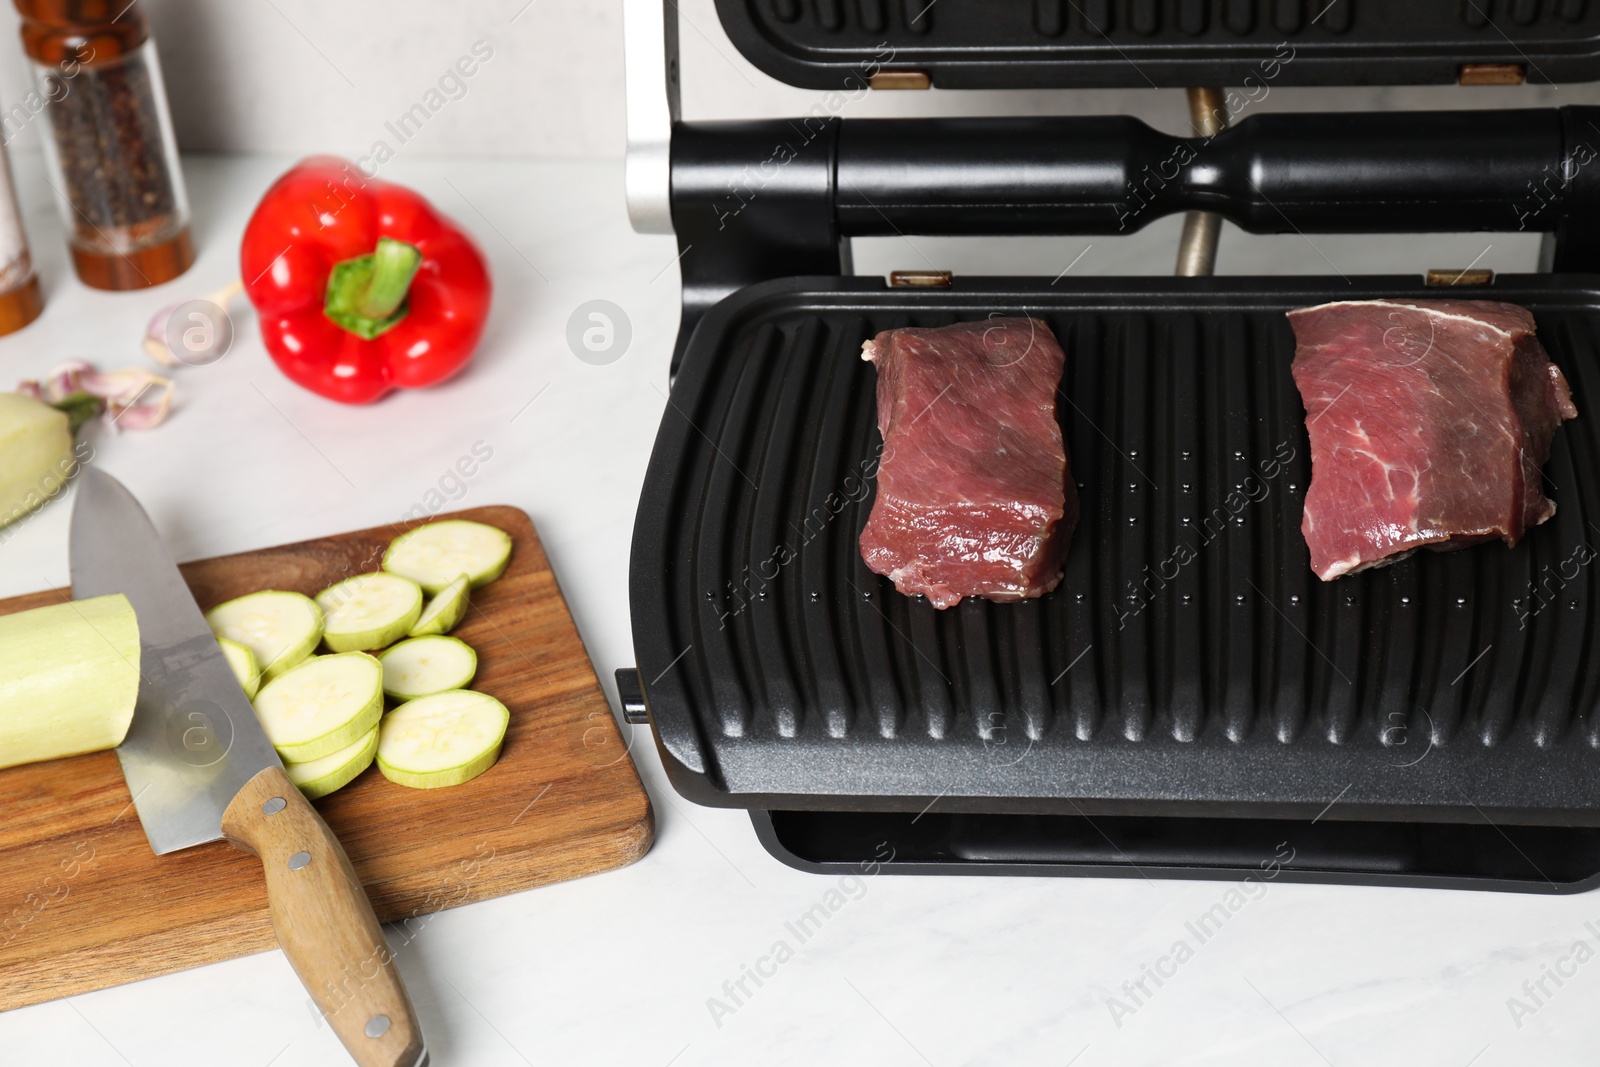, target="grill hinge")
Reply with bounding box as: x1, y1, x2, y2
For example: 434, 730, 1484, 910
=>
870, 71, 931, 90
1426, 268, 1495, 286
615, 668, 649, 724
1459, 63, 1526, 86
890, 270, 953, 287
